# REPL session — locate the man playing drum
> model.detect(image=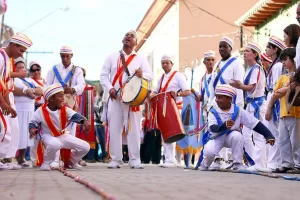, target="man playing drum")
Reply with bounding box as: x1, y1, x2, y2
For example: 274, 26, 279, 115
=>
100, 30, 153, 169
152, 55, 191, 168
46, 46, 85, 169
